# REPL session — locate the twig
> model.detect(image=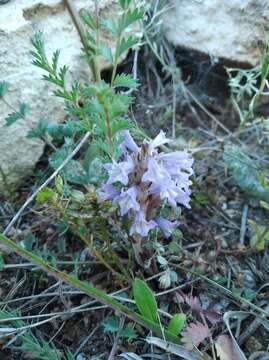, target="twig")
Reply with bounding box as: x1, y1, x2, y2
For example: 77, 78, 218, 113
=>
3, 132, 90, 235
63, 0, 98, 81
132, 48, 139, 81
156, 279, 198, 297
63, 0, 88, 51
